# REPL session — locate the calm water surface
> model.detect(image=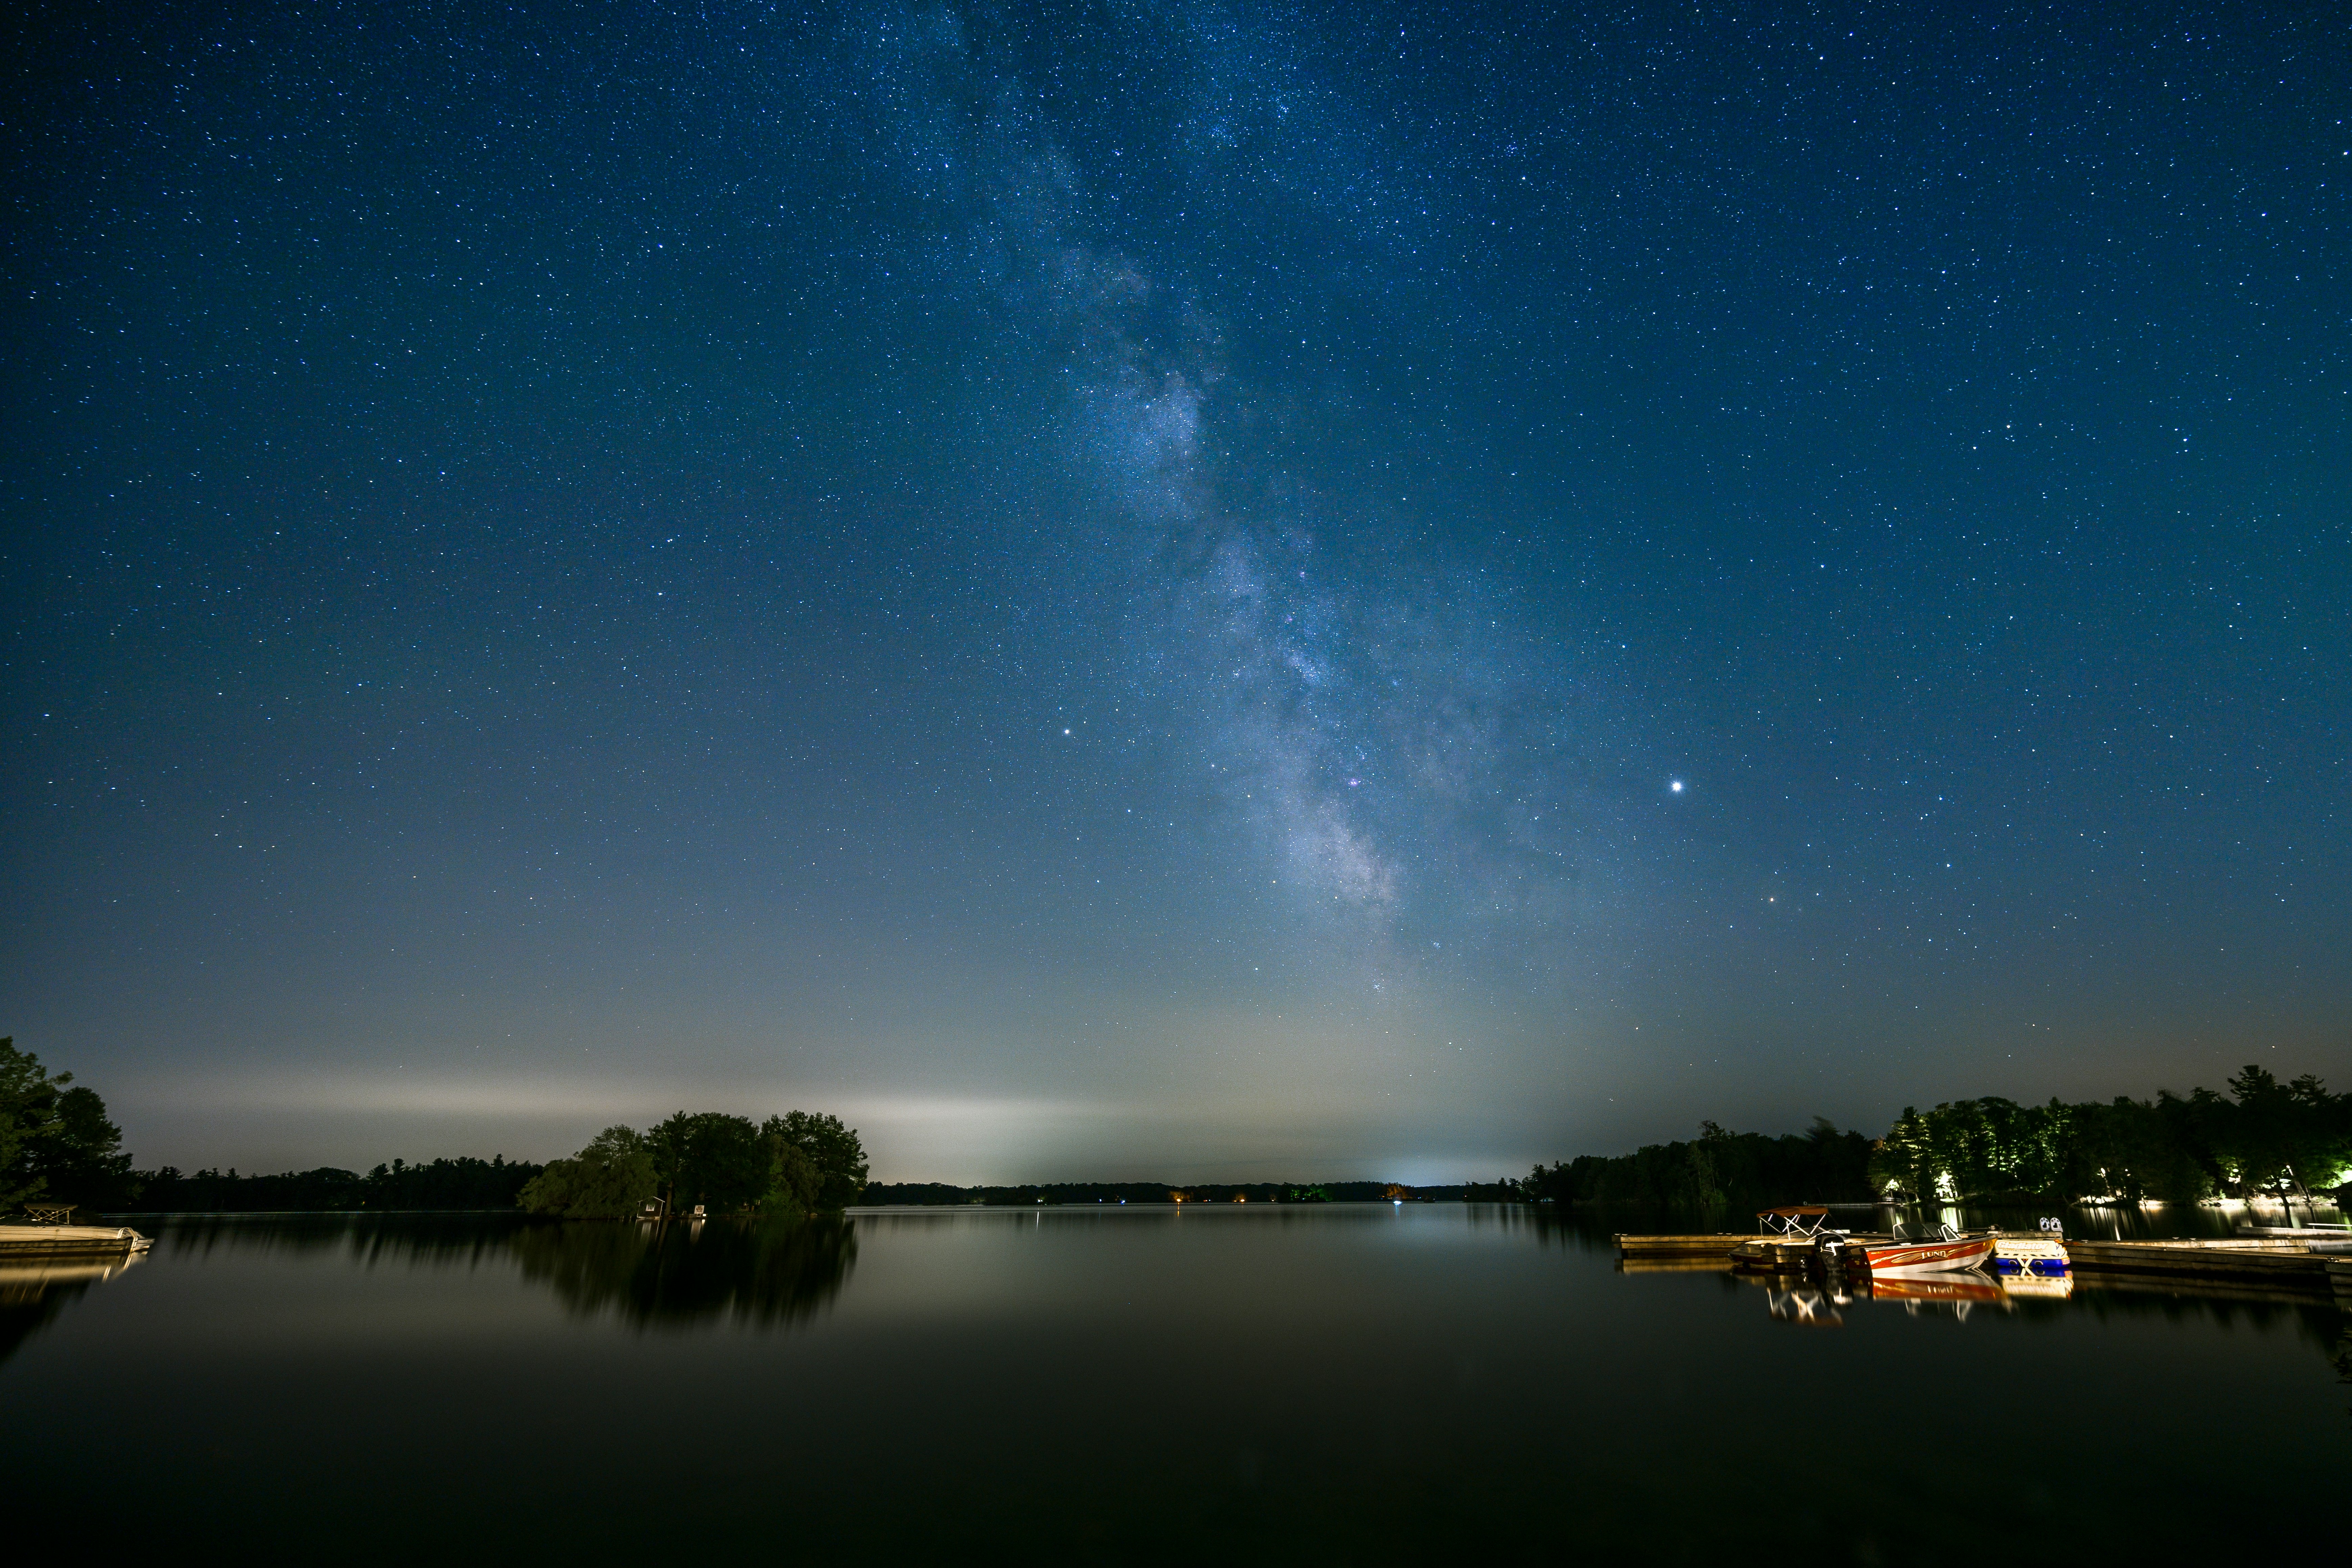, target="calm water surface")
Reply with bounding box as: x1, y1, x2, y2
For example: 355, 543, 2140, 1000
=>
4, 1206, 2345, 1562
